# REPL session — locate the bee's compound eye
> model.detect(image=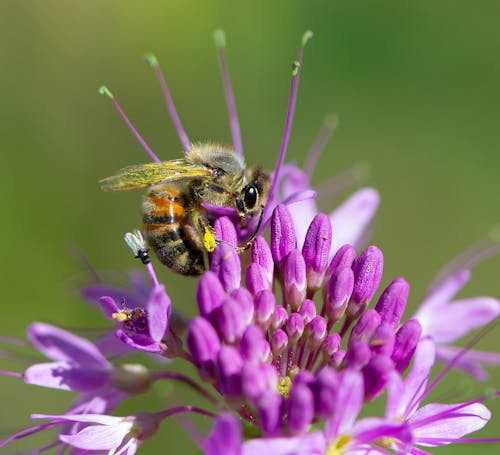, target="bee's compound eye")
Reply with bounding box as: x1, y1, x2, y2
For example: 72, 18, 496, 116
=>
243, 184, 258, 209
